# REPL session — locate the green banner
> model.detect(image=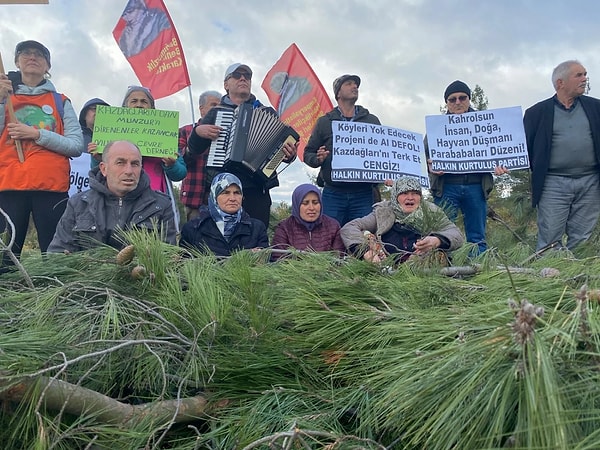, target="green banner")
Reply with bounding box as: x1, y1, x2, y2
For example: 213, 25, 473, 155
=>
93, 105, 179, 158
